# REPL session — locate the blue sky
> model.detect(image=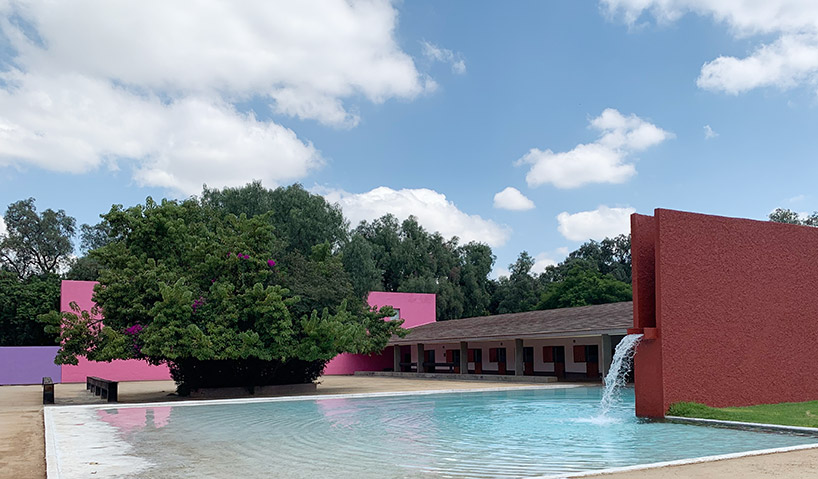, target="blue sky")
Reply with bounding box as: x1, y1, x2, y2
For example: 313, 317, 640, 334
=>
2, 1, 818, 276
